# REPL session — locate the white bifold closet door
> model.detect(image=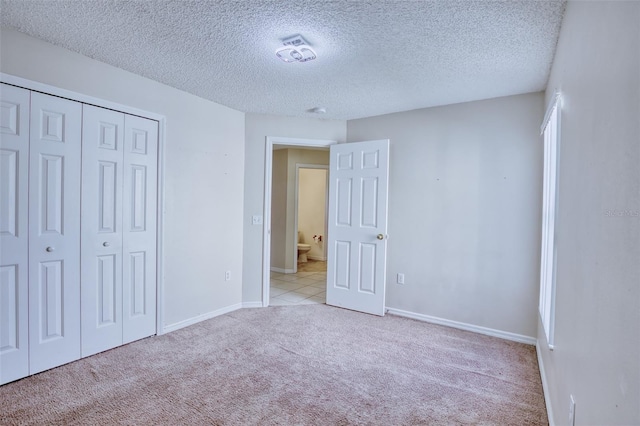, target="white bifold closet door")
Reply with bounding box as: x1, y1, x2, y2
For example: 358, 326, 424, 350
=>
0, 84, 30, 383
81, 105, 157, 357
122, 113, 157, 344
81, 105, 125, 356
28, 91, 82, 374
